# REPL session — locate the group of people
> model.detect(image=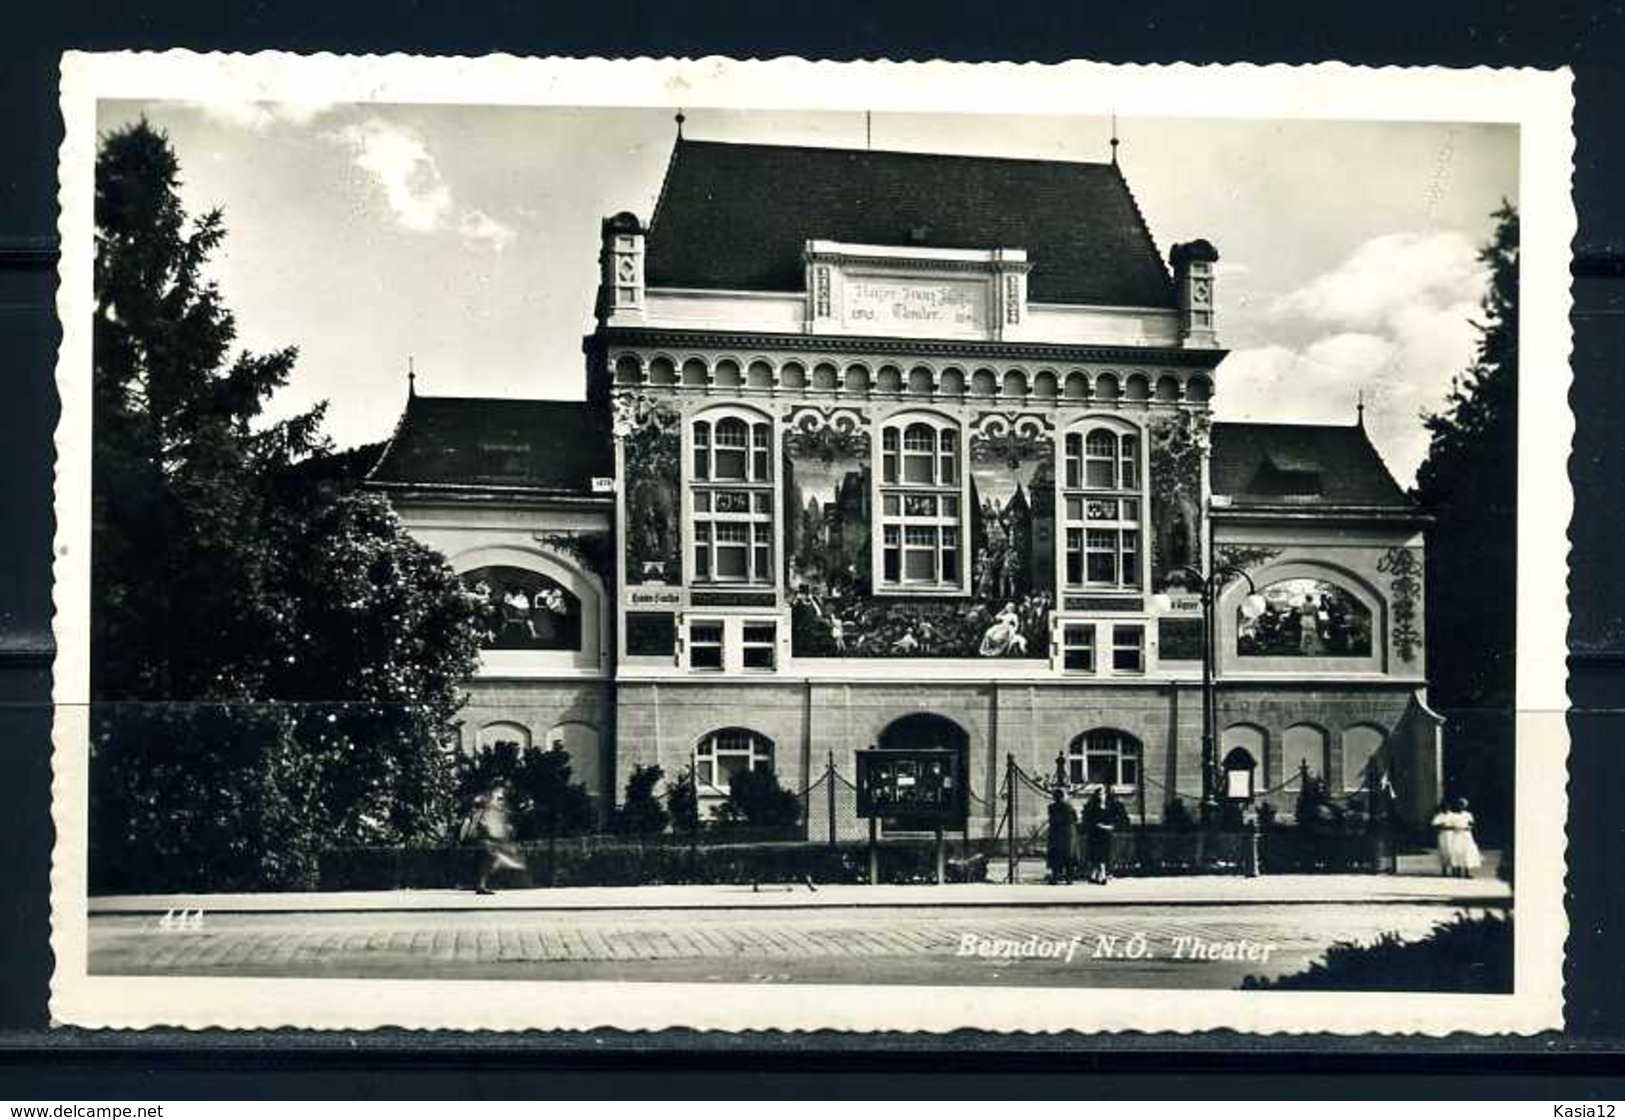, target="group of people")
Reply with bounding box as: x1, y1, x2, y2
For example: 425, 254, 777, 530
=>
1046, 786, 1132, 886
1431, 796, 1483, 878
